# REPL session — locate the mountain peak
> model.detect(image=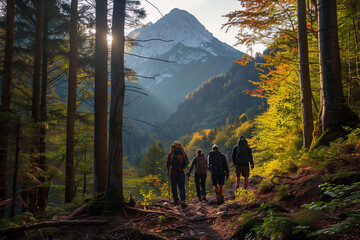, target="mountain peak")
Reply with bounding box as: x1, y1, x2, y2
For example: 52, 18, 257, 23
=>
126, 8, 241, 60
